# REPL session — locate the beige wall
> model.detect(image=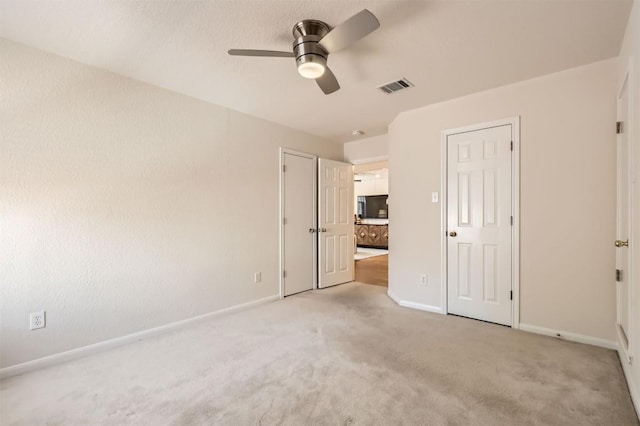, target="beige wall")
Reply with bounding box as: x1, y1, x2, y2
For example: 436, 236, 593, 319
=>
388, 58, 618, 342
617, 0, 640, 413
0, 39, 342, 368
343, 134, 388, 164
